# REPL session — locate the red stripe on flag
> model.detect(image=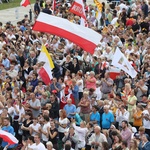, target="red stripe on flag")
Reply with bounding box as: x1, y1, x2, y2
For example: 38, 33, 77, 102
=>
70, 2, 86, 19
20, 0, 30, 7
0, 130, 18, 145
39, 67, 51, 85
33, 21, 96, 54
